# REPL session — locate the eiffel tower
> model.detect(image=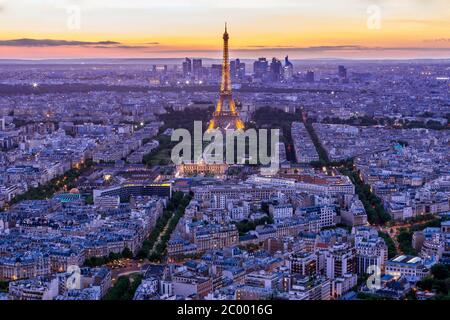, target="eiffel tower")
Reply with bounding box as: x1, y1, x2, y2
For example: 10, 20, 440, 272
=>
208, 23, 245, 131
